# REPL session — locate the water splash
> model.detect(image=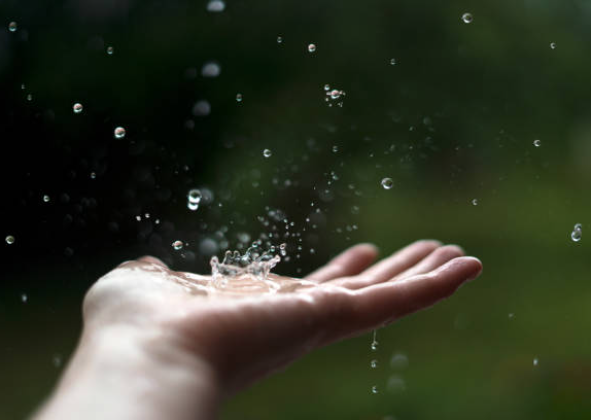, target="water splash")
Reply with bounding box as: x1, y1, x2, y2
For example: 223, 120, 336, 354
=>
210, 245, 282, 293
